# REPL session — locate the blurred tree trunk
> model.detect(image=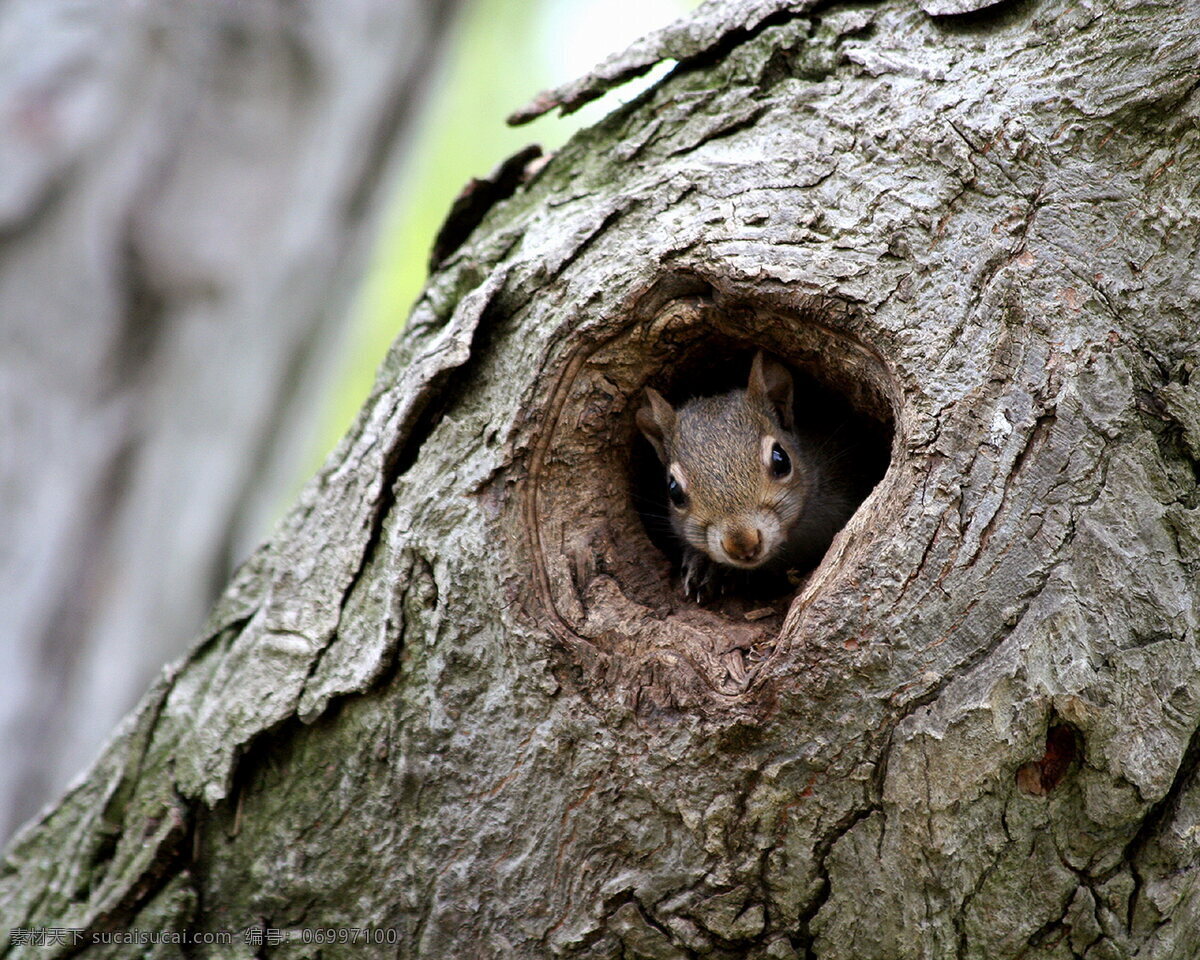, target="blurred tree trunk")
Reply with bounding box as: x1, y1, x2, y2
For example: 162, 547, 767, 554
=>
0, 0, 459, 839
4, 1, 1200, 958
